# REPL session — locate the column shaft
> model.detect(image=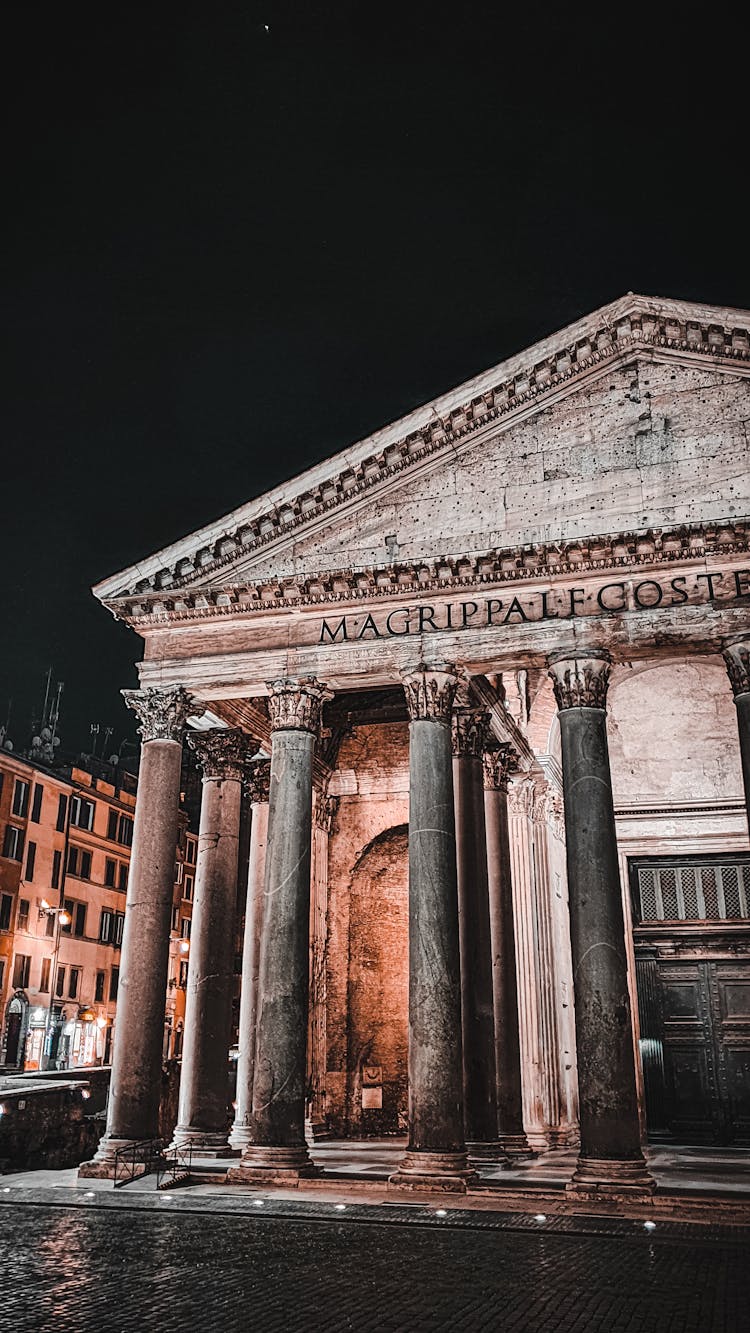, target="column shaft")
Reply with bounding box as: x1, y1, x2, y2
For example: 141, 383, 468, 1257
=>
80, 686, 197, 1176
173, 729, 247, 1154
483, 748, 533, 1156
390, 666, 474, 1191
453, 713, 505, 1161
550, 654, 653, 1195
231, 763, 270, 1150
230, 677, 329, 1182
